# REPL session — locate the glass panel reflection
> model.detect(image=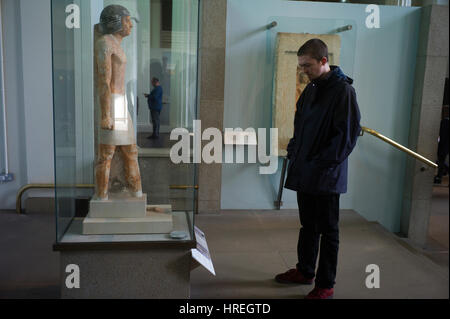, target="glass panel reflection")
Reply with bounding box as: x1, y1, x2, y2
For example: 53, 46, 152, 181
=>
52, 0, 198, 243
